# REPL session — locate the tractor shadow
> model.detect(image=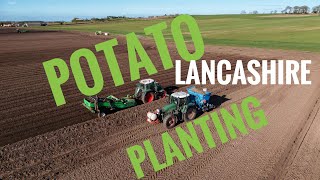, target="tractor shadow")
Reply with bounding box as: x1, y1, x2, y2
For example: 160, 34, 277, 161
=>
164, 86, 179, 95
195, 94, 231, 118
209, 94, 230, 108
